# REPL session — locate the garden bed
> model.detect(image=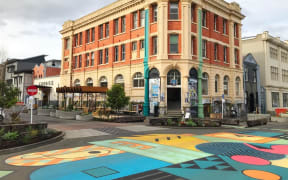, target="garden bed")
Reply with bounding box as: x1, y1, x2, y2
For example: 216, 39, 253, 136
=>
94, 115, 145, 123
149, 117, 222, 127
246, 118, 268, 127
